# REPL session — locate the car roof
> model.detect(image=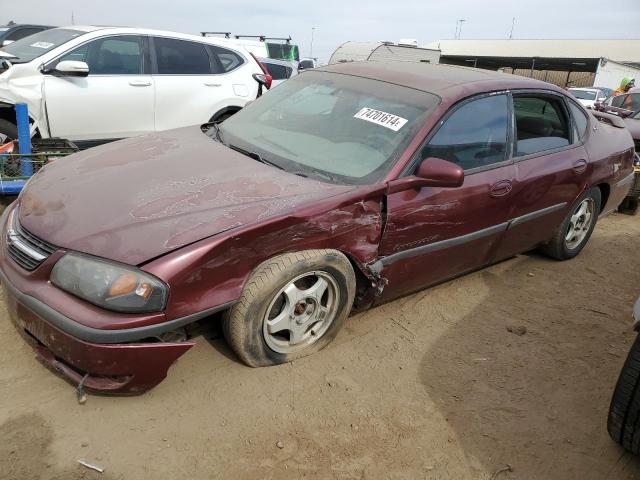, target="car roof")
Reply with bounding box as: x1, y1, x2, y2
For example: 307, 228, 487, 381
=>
569, 87, 599, 91
64, 26, 250, 49
4, 24, 54, 29
259, 57, 297, 67
318, 61, 565, 98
